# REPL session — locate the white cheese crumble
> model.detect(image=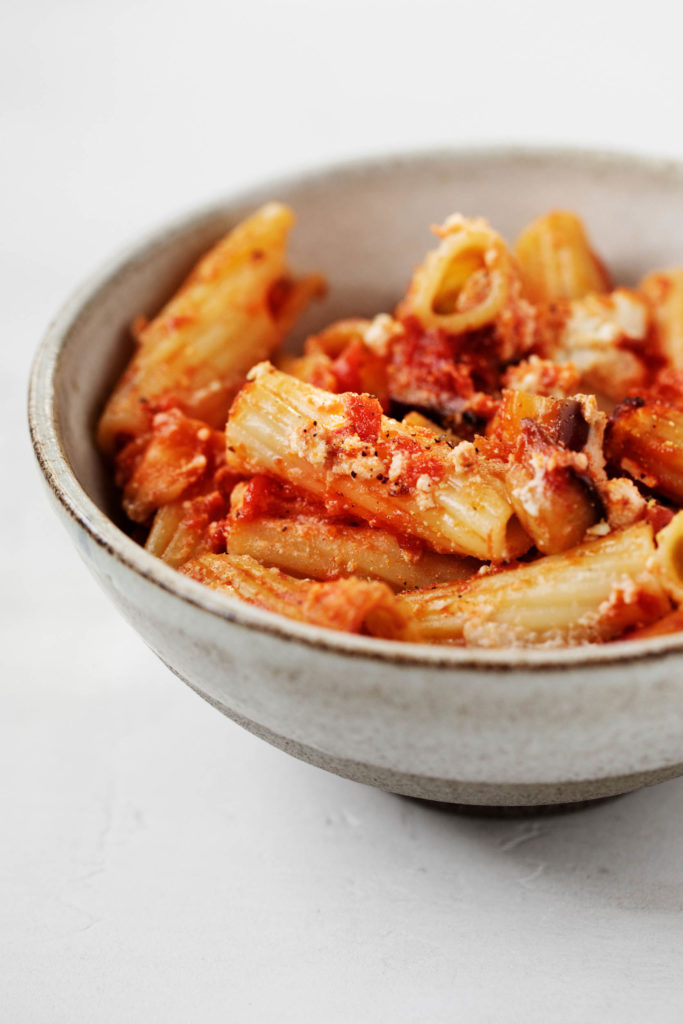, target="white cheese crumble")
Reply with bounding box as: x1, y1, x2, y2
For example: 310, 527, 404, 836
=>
388, 453, 405, 482
363, 314, 402, 356
290, 423, 328, 465
246, 360, 273, 381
